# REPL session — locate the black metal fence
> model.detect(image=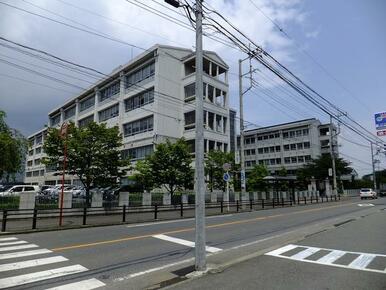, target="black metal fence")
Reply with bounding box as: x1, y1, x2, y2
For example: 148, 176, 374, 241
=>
0, 195, 342, 233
